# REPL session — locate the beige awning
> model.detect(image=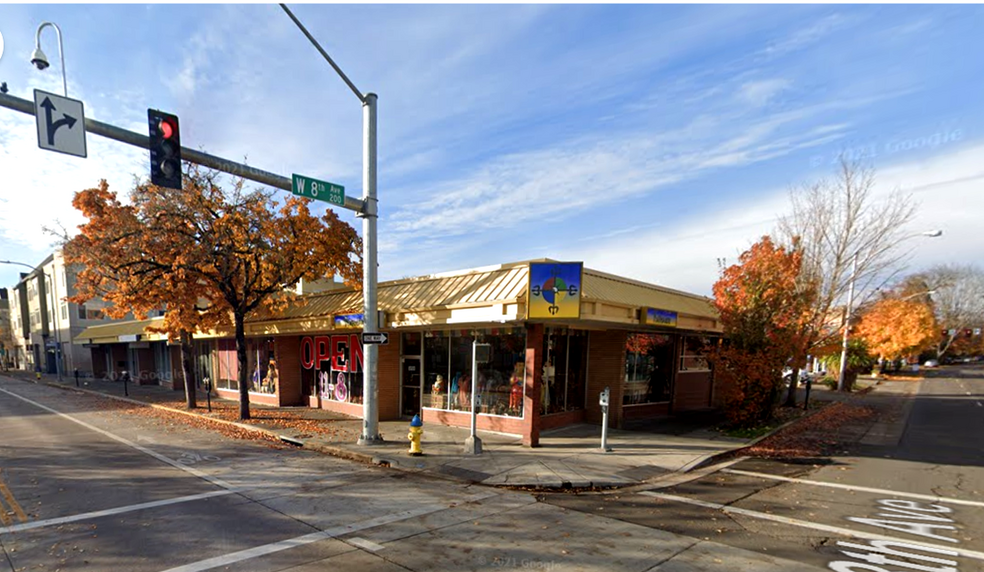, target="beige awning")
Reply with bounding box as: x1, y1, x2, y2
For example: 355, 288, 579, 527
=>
73, 317, 168, 345
76, 258, 722, 342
